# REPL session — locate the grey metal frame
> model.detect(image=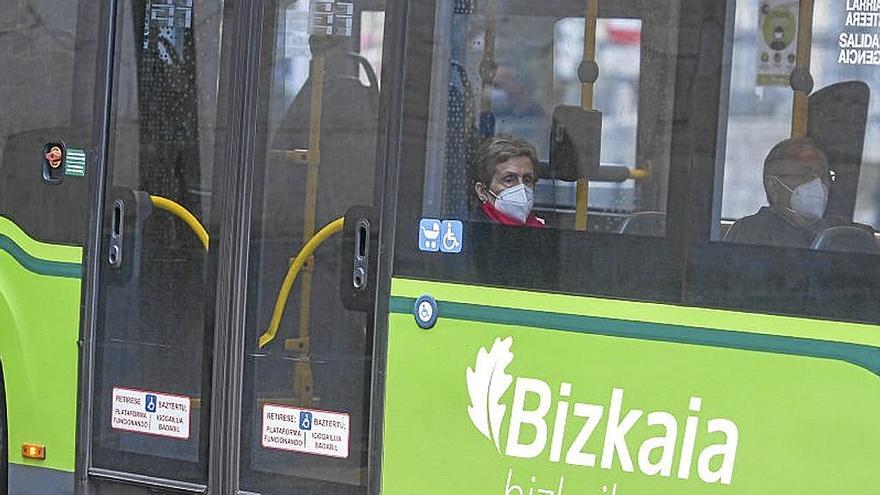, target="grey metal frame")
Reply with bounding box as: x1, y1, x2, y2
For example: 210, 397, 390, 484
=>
208, 1, 264, 493
365, 1, 408, 493
76, 0, 118, 492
